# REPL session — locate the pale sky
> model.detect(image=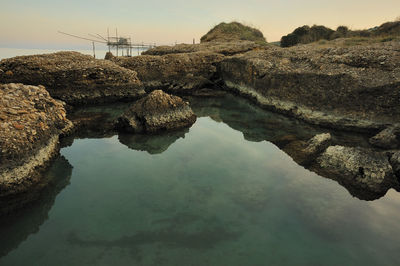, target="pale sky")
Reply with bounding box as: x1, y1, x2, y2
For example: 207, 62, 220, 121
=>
0, 0, 399, 49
